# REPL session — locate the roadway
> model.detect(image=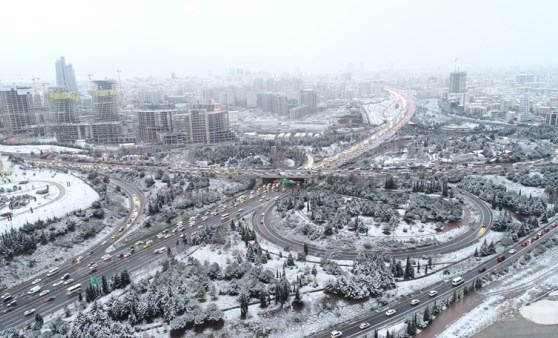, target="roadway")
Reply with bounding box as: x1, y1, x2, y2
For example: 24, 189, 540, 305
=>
311, 222, 558, 338
0, 183, 283, 328
254, 188, 493, 260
